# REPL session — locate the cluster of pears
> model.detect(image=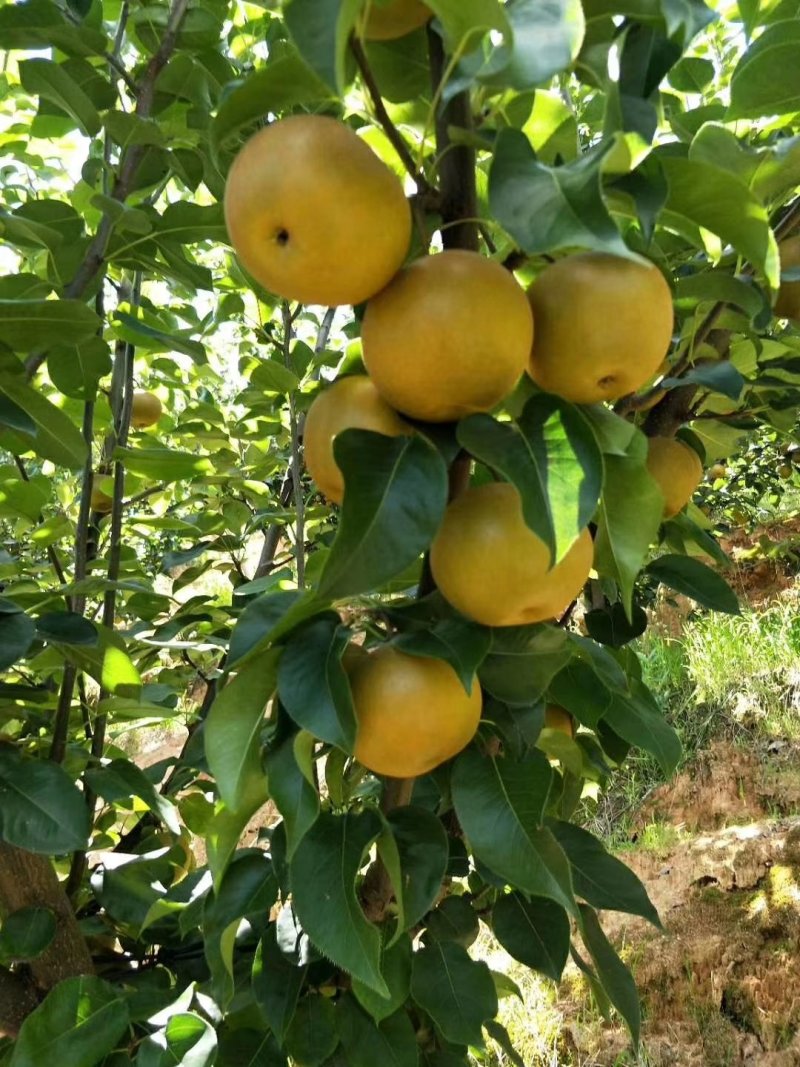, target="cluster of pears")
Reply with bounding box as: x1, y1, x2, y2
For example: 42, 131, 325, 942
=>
222, 104, 698, 776
90, 390, 162, 513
